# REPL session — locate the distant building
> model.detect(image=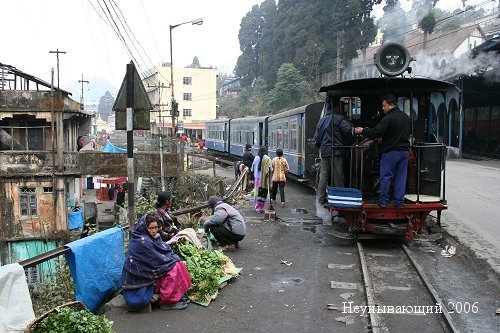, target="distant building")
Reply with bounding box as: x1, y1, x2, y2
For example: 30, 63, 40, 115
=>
219, 77, 242, 99
143, 61, 218, 140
